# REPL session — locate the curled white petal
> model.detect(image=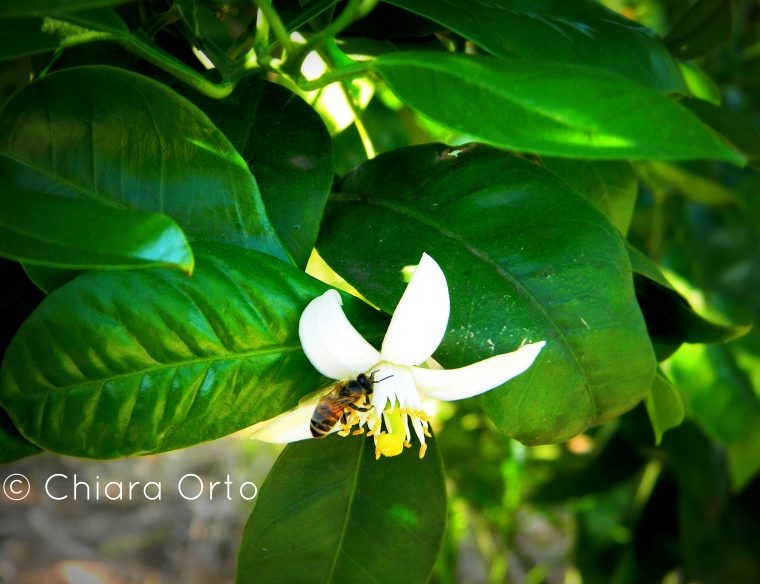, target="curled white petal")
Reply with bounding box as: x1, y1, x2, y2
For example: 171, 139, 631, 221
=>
247, 402, 317, 443
412, 341, 546, 401
299, 289, 381, 379
381, 253, 450, 366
